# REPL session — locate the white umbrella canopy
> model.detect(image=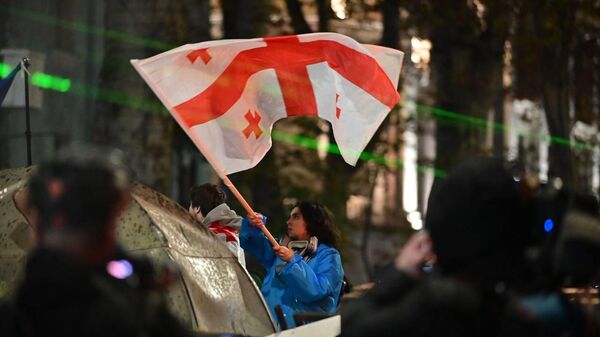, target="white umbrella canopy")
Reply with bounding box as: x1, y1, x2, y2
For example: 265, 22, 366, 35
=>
0, 167, 276, 336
